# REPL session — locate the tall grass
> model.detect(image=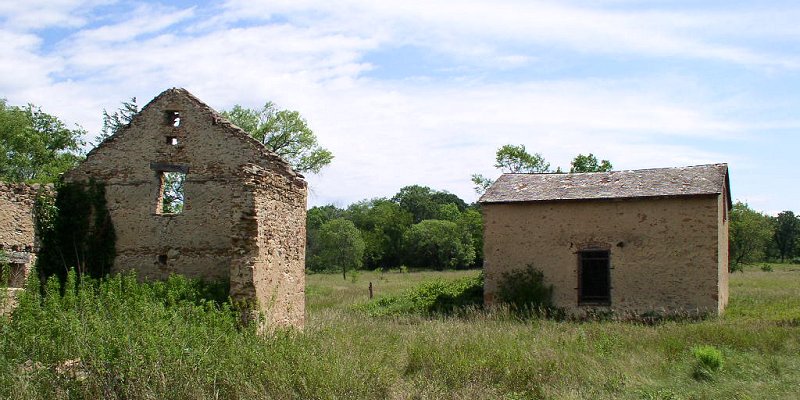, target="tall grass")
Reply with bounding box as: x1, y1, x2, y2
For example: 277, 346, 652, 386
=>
0, 266, 798, 399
